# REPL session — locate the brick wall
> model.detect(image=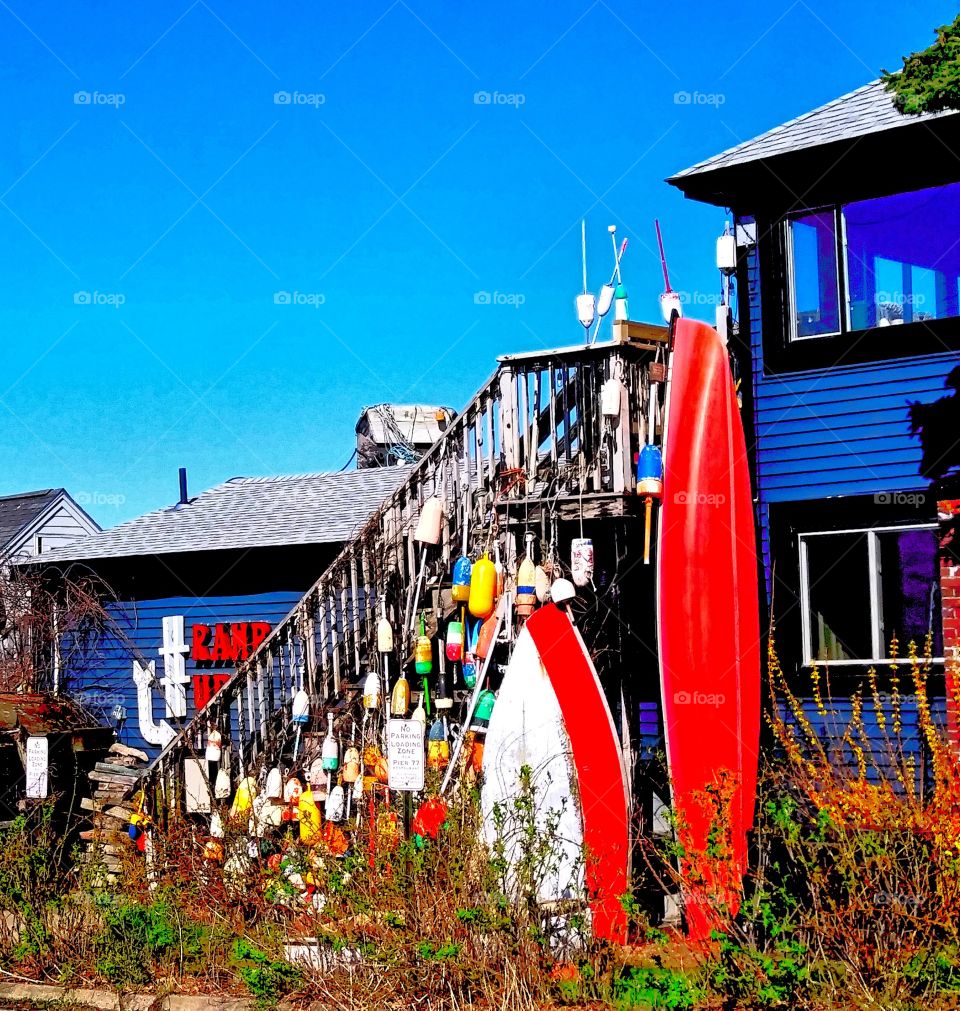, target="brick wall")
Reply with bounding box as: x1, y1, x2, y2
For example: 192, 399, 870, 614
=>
939, 499, 960, 745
